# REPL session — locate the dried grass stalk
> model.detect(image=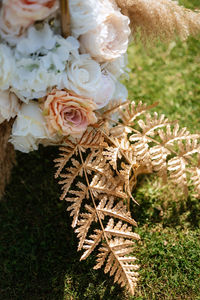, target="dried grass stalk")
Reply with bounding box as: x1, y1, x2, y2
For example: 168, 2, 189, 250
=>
116, 0, 200, 42
0, 121, 15, 199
